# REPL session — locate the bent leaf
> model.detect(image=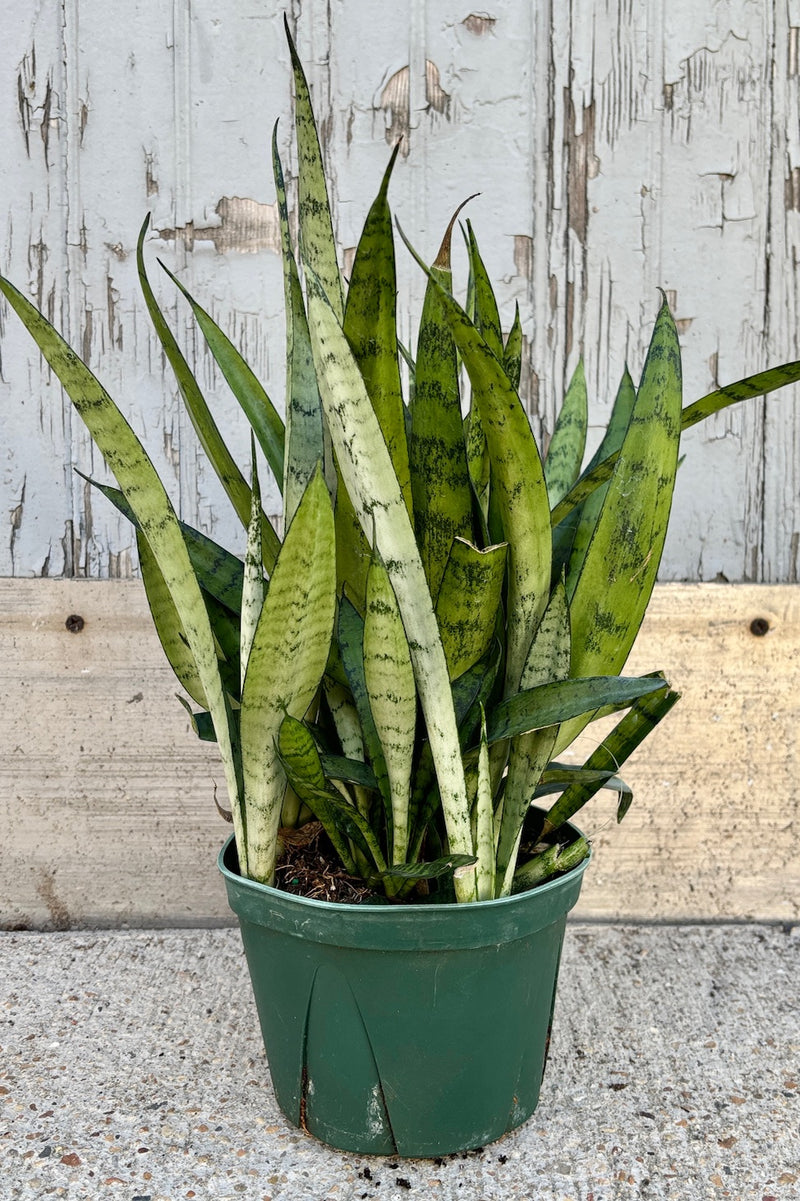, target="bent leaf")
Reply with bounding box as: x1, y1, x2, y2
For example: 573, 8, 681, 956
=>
0, 273, 246, 868
487, 674, 667, 744
159, 259, 285, 493
435, 538, 507, 680
543, 677, 680, 836
512, 836, 590, 893
377, 854, 477, 882
550, 355, 800, 529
